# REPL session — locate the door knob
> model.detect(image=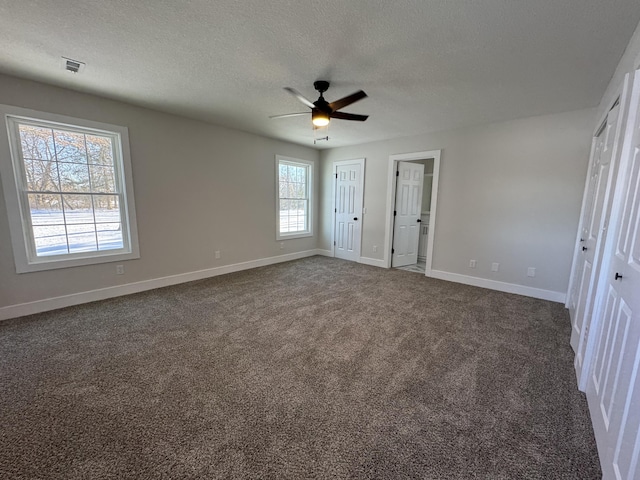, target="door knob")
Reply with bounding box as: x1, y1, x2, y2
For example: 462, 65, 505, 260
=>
582, 246, 587, 251
417, 219, 422, 223
353, 217, 358, 221
615, 272, 623, 280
